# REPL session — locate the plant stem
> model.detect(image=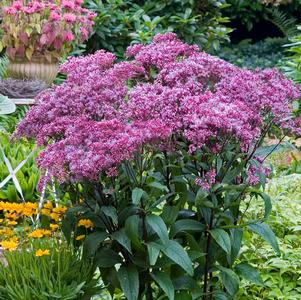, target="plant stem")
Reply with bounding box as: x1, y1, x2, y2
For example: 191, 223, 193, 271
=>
146, 280, 154, 300
203, 210, 214, 300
